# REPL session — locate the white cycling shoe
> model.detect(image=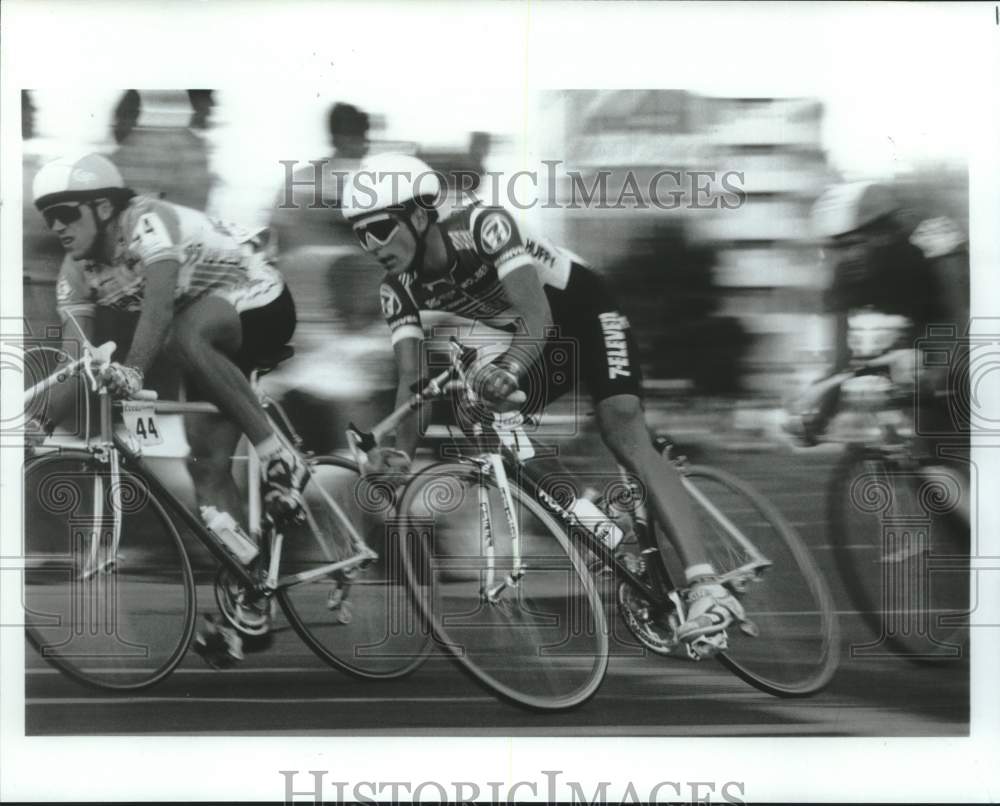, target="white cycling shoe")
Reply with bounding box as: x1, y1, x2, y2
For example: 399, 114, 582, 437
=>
676, 580, 746, 657
192, 614, 245, 669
